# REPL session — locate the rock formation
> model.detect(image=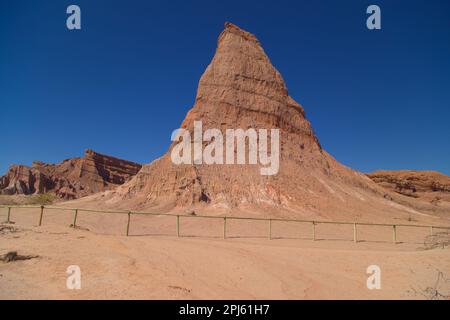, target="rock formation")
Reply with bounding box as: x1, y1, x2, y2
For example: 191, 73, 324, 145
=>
74, 23, 449, 221
0, 149, 142, 199
367, 170, 450, 205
